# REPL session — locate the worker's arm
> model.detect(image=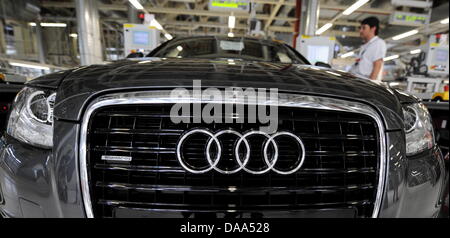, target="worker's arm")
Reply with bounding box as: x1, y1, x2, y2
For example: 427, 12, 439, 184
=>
369, 59, 383, 80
